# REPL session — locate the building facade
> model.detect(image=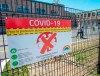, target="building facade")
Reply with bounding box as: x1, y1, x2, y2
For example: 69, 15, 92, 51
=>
76, 9, 100, 28
0, 0, 100, 34
76, 9, 100, 35
0, 0, 65, 16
